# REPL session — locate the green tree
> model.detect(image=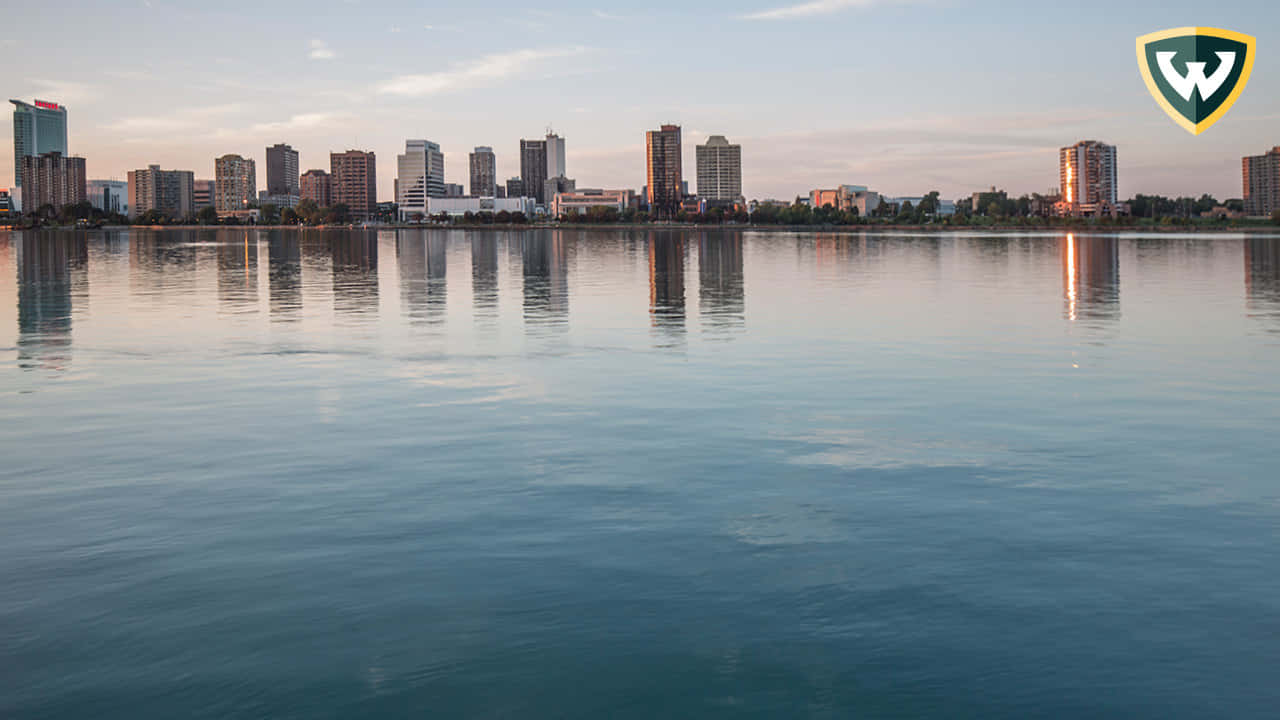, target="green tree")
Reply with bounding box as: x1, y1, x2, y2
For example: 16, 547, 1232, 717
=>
258, 203, 280, 225
196, 206, 219, 225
